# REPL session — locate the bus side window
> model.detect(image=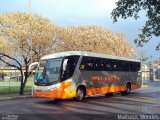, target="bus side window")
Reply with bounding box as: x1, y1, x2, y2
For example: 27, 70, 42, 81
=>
109, 60, 115, 71
61, 56, 79, 81
80, 57, 92, 71
131, 62, 135, 71
80, 57, 100, 71
136, 62, 141, 71
99, 58, 106, 71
